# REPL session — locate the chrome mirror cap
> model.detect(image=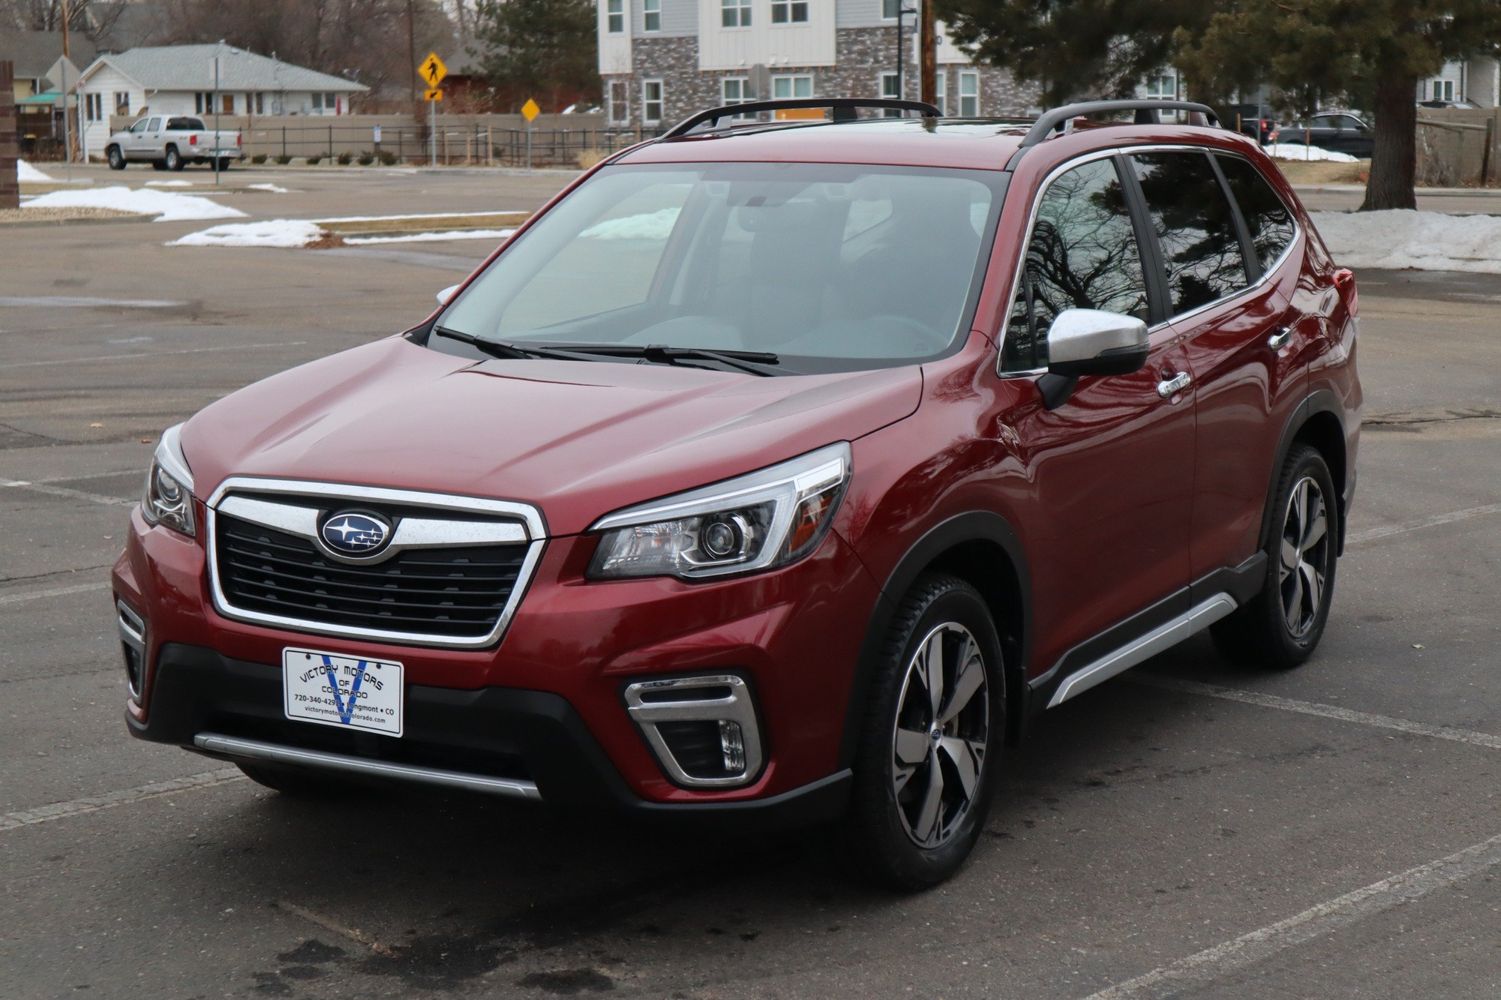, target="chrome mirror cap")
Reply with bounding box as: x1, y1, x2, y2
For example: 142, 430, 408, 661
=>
1045, 308, 1150, 378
